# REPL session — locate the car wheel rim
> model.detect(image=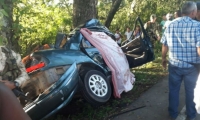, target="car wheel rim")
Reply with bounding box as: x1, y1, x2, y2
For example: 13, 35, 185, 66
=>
88, 74, 108, 97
